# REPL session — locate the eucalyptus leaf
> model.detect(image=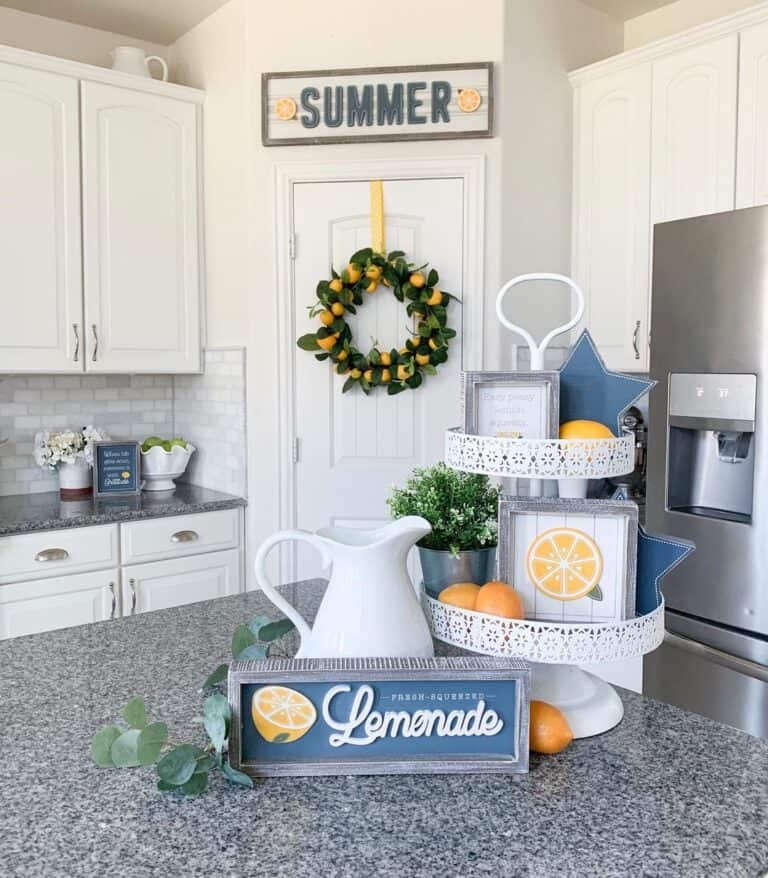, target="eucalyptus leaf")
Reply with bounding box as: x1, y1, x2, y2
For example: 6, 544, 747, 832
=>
236, 644, 267, 661
157, 744, 201, 786
204, 714, 226, 754
587, 583, 604, 601
157, 780, 176, 792
123, 697, 147, 730
231, 624, 255, 659
137, 722, 168, 766
248, 615, 271, 638
202, 663, 229, 689
221, 760, 254, 788
91, 725, 121, 768
204, 693, 231, 723
180, 771, 208, 797
110, 729, 142, 768
257, 618, 295, 642
194, 753, 216, 775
